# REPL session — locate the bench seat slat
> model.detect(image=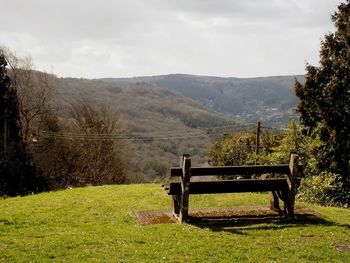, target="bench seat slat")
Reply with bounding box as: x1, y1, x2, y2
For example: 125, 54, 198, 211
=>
166, 179, 289, 195
170, 165, 290, 177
